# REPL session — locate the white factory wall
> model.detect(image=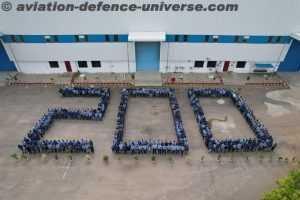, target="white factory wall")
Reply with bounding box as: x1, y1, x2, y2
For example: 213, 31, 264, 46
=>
4, 43, 135, 61
4, 43, 136, 73
159, 42, 290, 73
1, 0, 299, 35
5, 41, 289, 73
17, 61, 135, 74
